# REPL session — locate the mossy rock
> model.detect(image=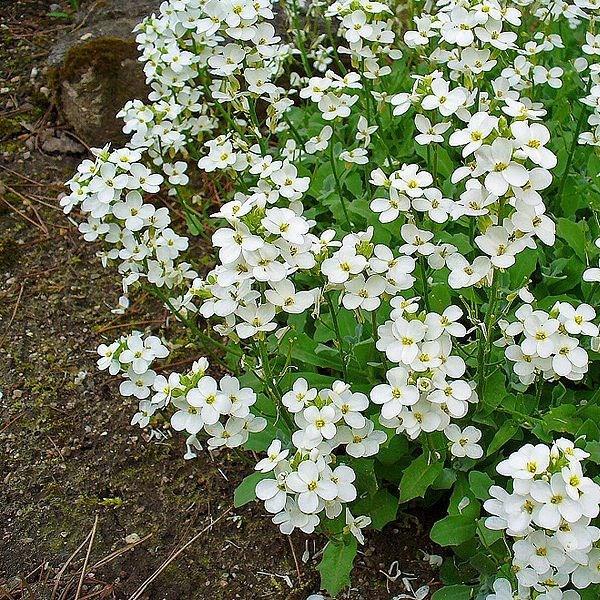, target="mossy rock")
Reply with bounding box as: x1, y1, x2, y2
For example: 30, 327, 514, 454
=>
57, 36, 148, 147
